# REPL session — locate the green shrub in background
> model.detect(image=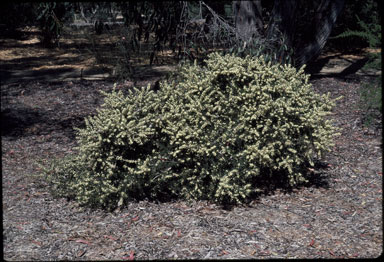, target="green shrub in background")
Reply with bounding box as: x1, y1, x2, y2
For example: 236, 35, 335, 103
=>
359, 74, 382, 127
44, 53, 339, 209
333, 1, 381, 127
334, 14, 381, 71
